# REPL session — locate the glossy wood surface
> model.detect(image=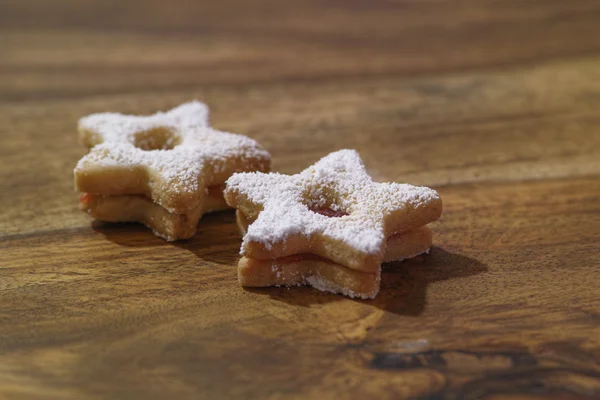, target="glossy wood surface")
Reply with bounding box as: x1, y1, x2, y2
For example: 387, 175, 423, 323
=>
1, 1, 600, 399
